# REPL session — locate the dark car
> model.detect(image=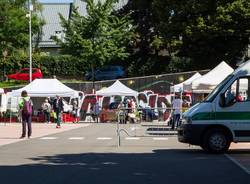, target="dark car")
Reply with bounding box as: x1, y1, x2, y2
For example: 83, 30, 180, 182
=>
85, 66, 126, 81
7, 68, 43, 81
